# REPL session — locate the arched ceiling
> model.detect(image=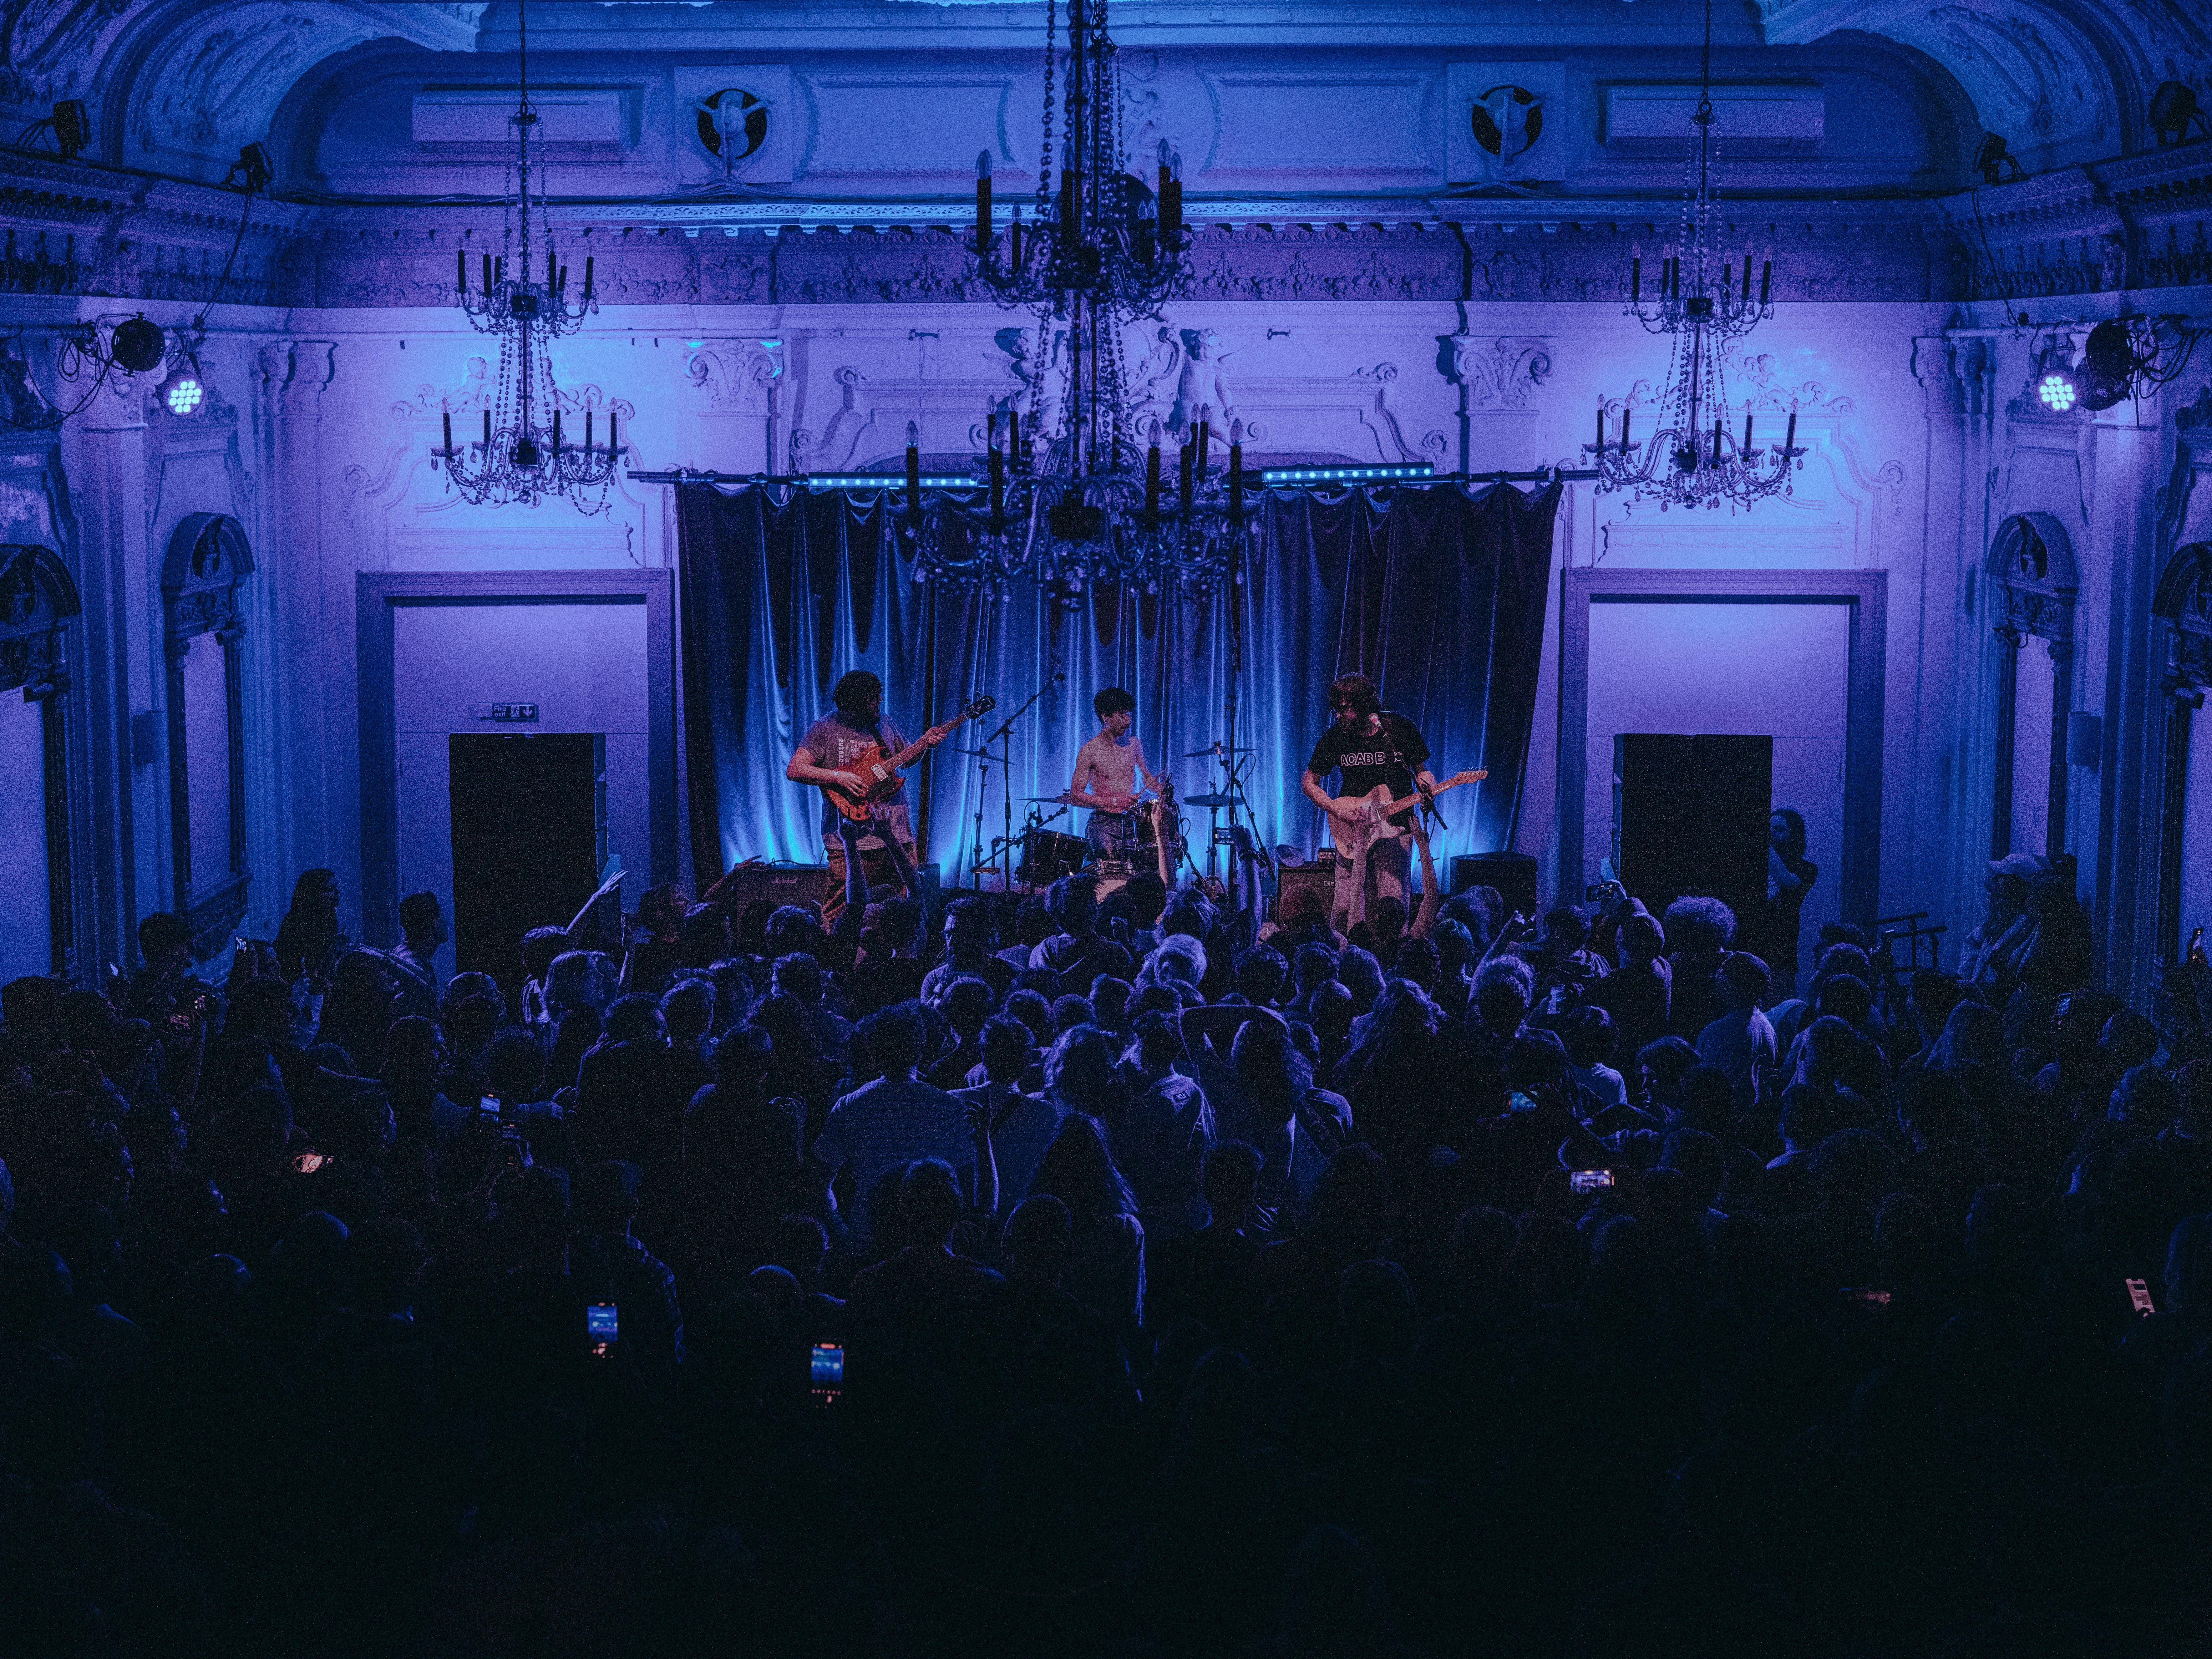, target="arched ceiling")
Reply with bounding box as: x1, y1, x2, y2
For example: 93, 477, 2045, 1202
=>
0, 0, 2203, 198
